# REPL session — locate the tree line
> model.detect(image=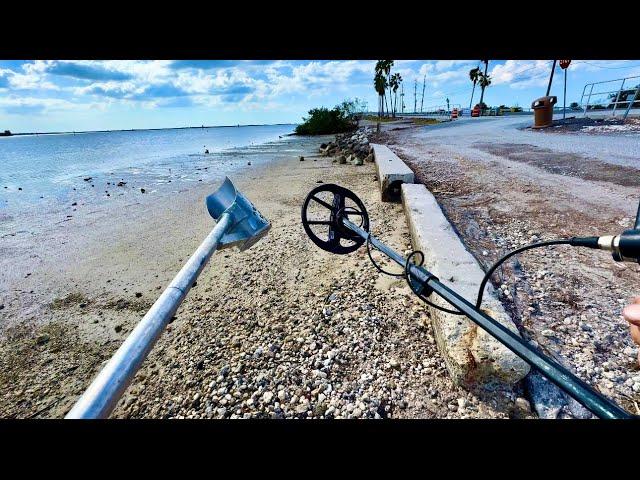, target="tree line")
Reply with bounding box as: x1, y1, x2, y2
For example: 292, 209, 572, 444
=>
373, 60, 493, 117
